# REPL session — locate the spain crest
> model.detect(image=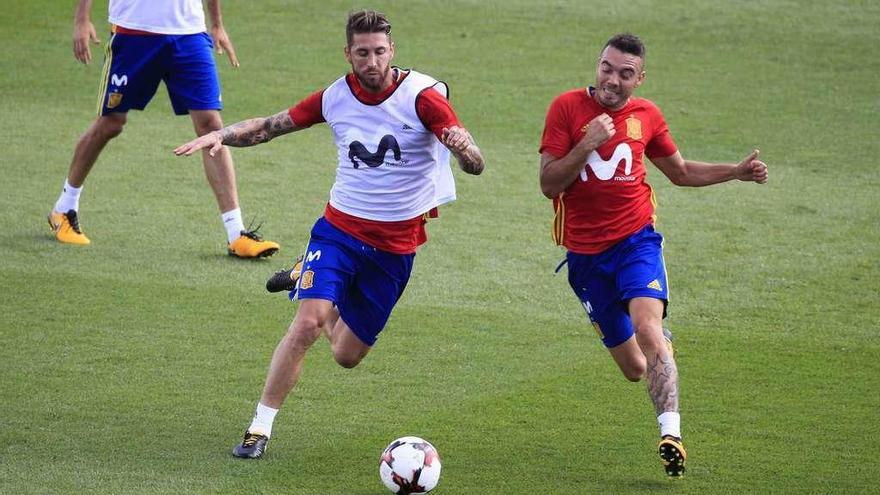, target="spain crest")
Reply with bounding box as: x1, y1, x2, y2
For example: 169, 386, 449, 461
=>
107, 92, 123, 109
300, 270, 314, 289
626, 115, 642, 140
